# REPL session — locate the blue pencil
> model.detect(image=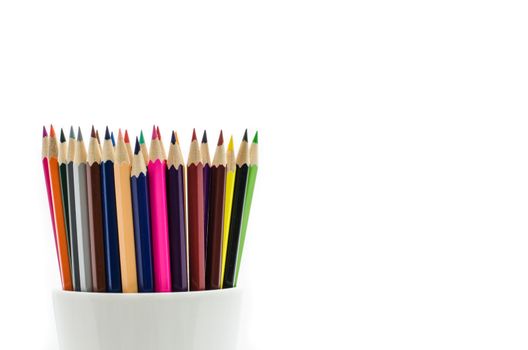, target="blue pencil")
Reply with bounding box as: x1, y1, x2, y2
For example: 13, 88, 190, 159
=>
101, 127, 122, 293
131, 138, 154, 292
